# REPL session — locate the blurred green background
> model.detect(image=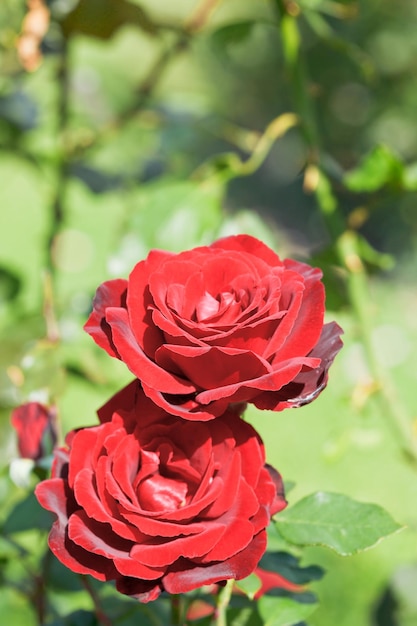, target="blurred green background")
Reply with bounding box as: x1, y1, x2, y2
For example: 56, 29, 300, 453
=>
1, 0, 417, 624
